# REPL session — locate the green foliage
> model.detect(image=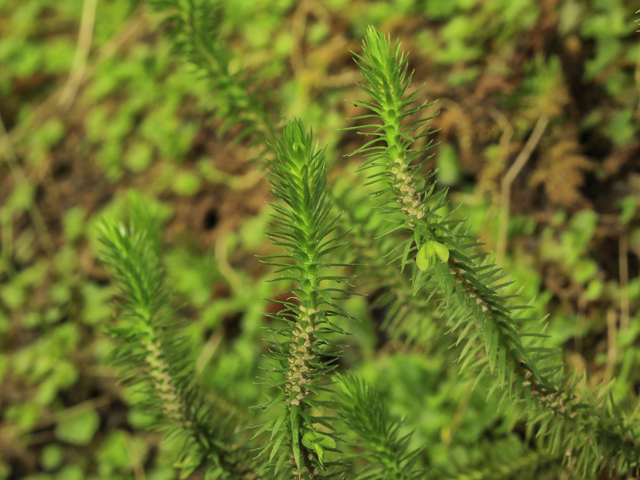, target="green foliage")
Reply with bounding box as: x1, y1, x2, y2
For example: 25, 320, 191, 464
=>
96, 192, 259, 478
89, 20, 640, 478
3, 1, 640, 479
334, 374, 426, 479
149, 0, 277, 152
416, 241, 450, 271
40, 444, 64, 471
346, 25, 640, 477
256, 119, 352, 478
54, 409, 100, 446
